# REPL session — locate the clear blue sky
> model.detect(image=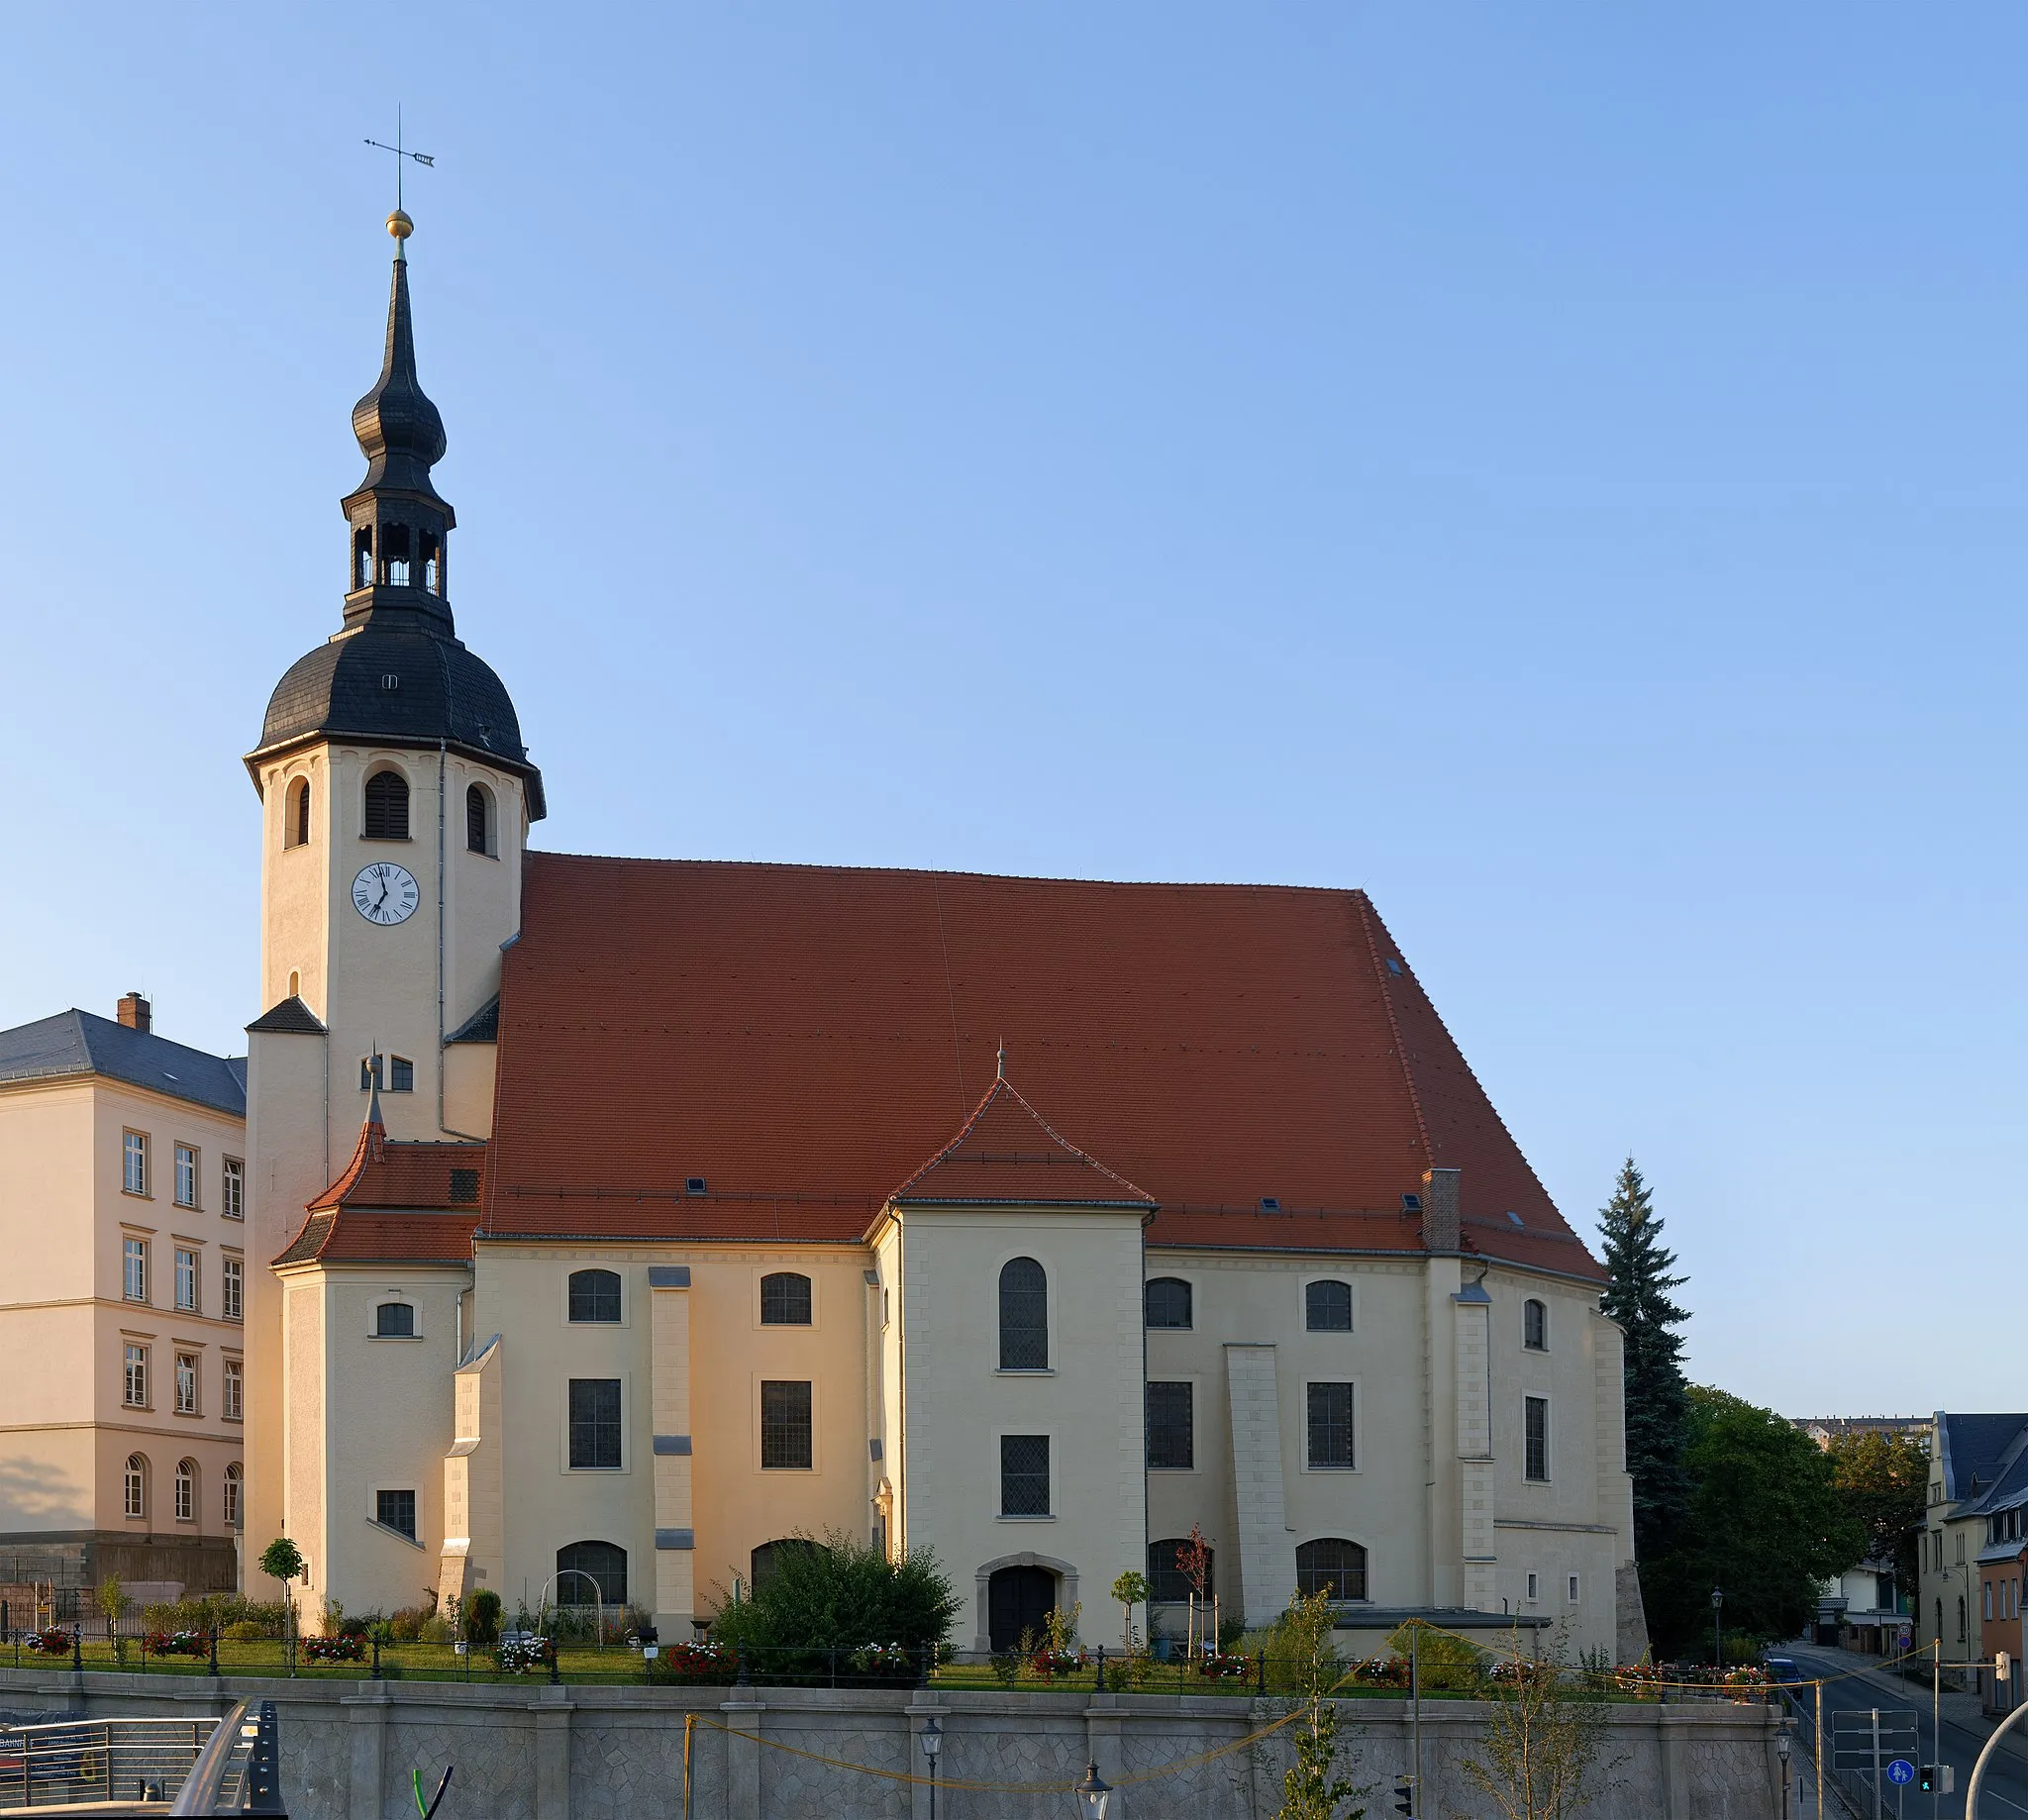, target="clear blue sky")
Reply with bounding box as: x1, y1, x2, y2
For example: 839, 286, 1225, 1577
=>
2, 6, 2019, 1416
